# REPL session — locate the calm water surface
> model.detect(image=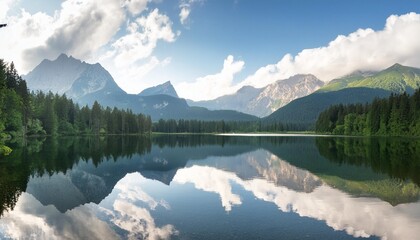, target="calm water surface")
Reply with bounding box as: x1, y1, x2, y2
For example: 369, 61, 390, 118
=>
0, 135, 419, 239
